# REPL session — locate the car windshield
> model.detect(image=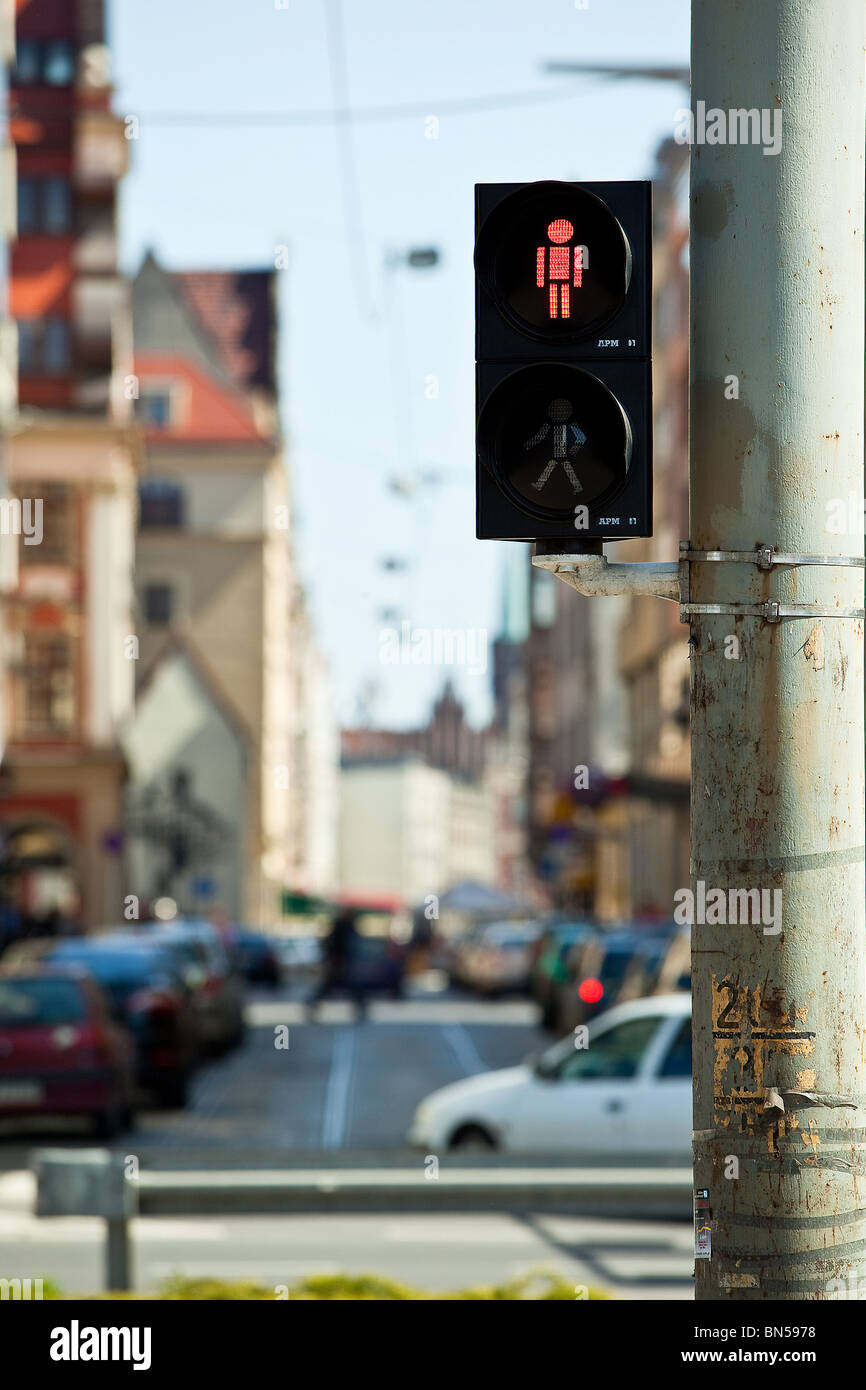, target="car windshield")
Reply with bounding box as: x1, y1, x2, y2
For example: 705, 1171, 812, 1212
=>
556, 1014, 665, 1080
599, 946, 637, 983
160, 937, 206, 967
0, 977, 88, 1026
46, 948, 170, 1006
